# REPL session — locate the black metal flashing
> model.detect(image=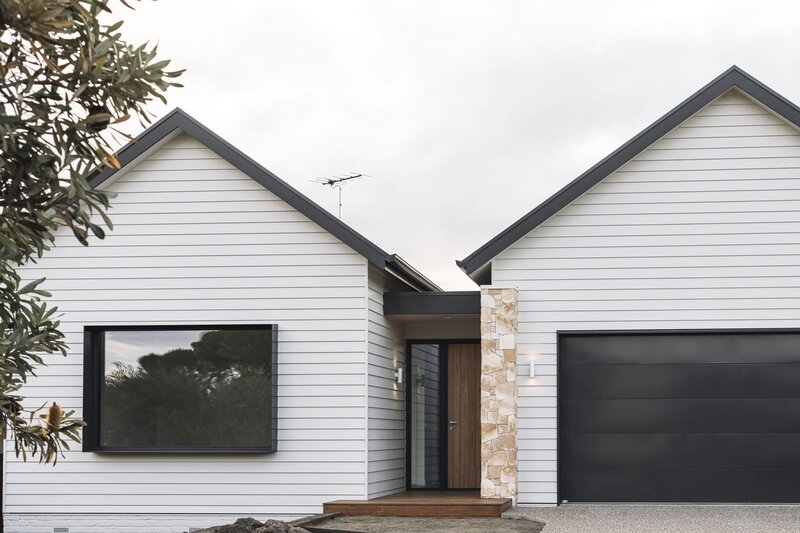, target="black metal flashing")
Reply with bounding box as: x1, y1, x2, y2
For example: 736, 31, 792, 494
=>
386, 254, 443, 292
457, 66, 800, 282
384, 291, 480, 316
91, 108, 438, 289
